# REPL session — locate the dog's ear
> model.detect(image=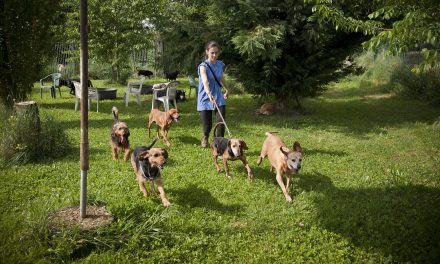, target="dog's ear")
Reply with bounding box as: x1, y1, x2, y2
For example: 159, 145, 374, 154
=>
280, 146, 290, 157
293, 141, 302, 153
240, 140, 248, 150
138, 150, 150, 160
161, 149, 168, 160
